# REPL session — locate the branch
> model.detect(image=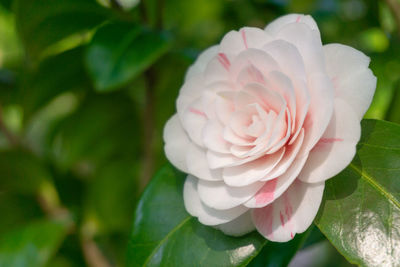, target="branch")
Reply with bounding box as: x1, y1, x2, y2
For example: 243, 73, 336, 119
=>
38, 180, 112, 267
384, 0, 400, 37
81, 237, 112, 267
138, 0, 165, 191
139, 69, 156, 192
